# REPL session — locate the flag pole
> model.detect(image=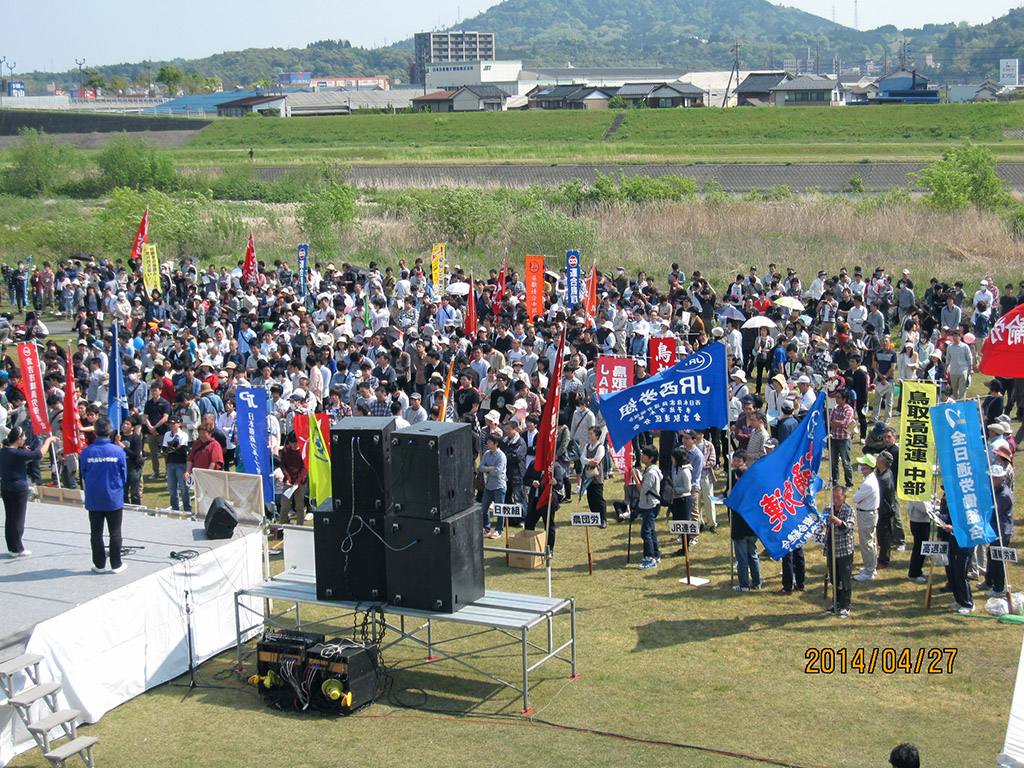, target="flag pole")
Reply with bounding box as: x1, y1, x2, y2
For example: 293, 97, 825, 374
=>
976, 396, 1012, 606
924, 463, 941, 609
